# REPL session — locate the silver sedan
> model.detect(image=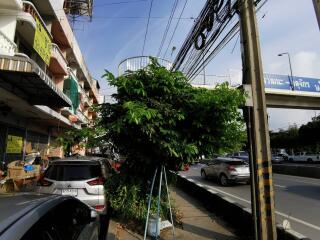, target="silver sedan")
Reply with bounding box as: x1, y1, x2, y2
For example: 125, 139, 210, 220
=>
201, 157, 250, 186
